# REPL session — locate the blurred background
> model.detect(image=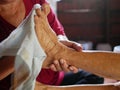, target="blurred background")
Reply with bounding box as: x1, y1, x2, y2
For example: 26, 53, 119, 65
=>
48, 0, 120, 51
